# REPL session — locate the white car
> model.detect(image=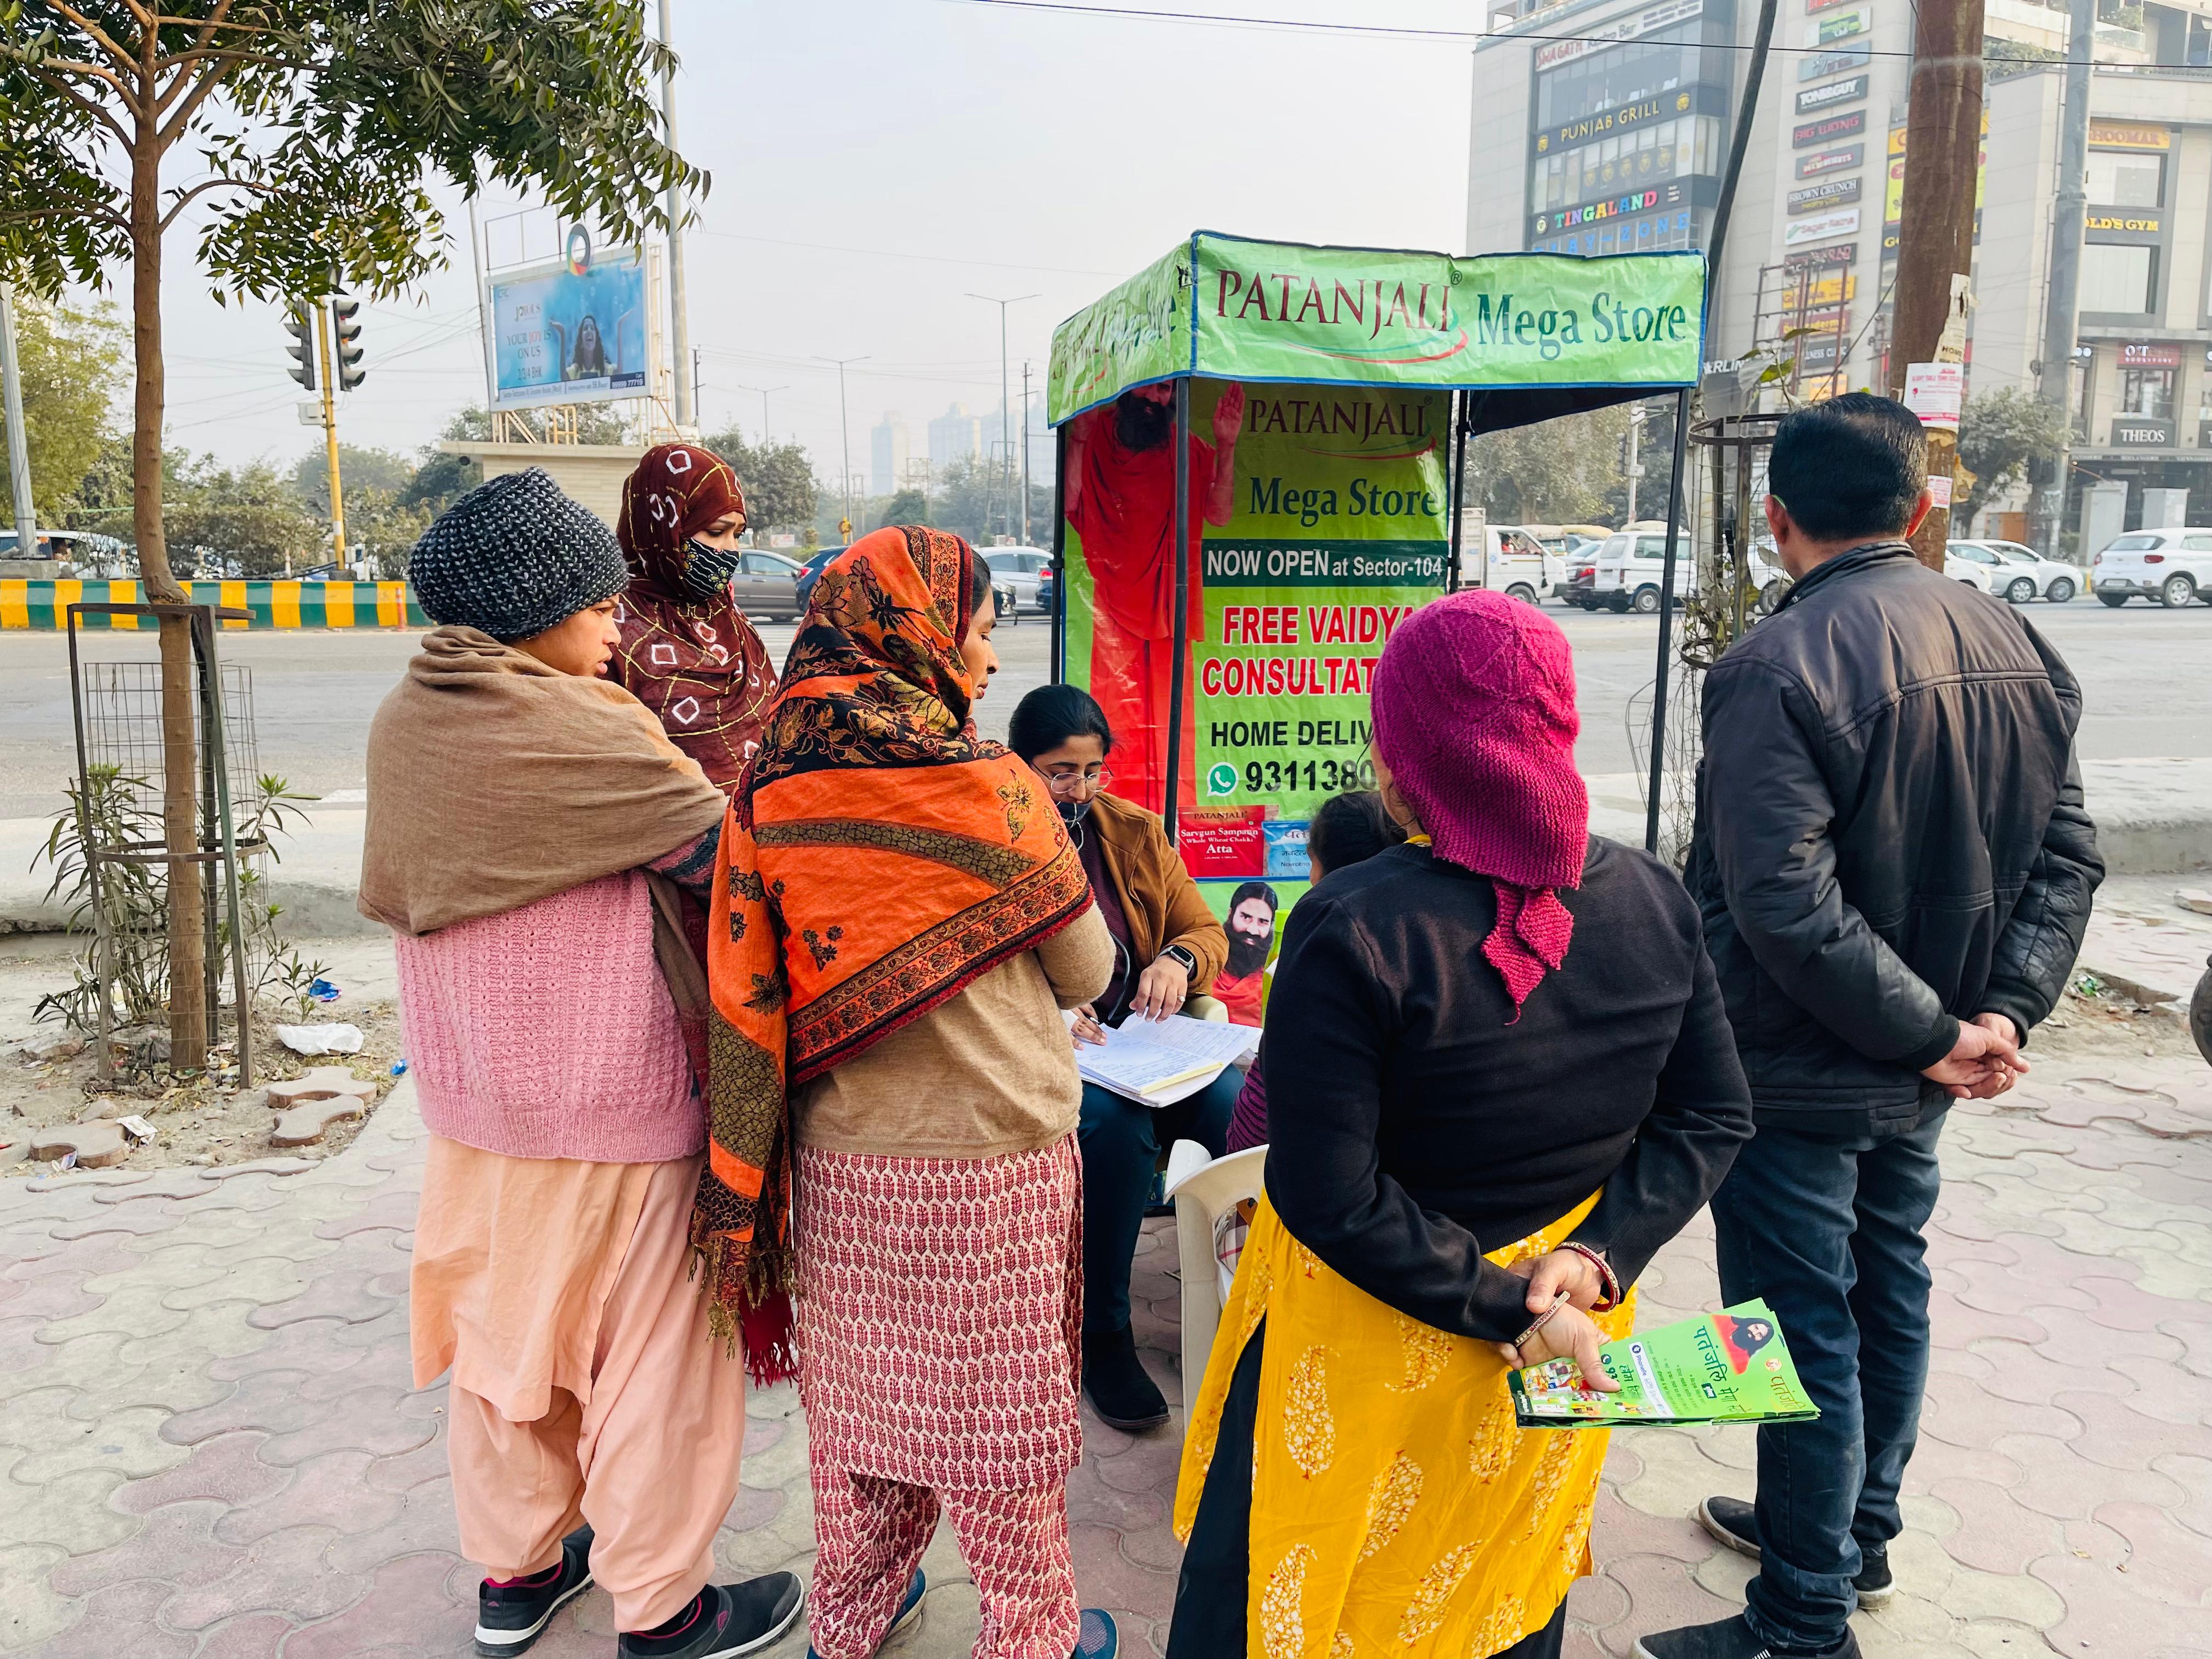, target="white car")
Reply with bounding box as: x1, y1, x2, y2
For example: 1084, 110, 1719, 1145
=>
1942, 549, 1997, 595
1455, 525, 1556, 605
984, 547, 1053, 614
1582, 529, 1785, 614
1949, 540, 2081, 605
2092, 528, 2212, 608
